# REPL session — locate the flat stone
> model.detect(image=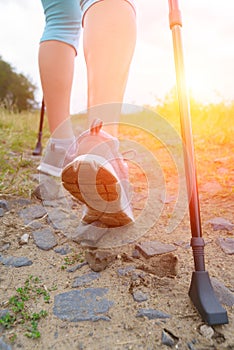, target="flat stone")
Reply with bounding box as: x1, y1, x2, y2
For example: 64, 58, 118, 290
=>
136, 308, 171, 320
135, 241, 177, 258
85, 250, 116, 272
32, 228, 57, 250
53, 288, 114, 322
19, 204, 47, 225
216, 237, 234, 254
132, 290, 149, 302
208, 217, 234, 231
0, 254, 33, 267
211, 277, 234, 307
72, 272, 100, 288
